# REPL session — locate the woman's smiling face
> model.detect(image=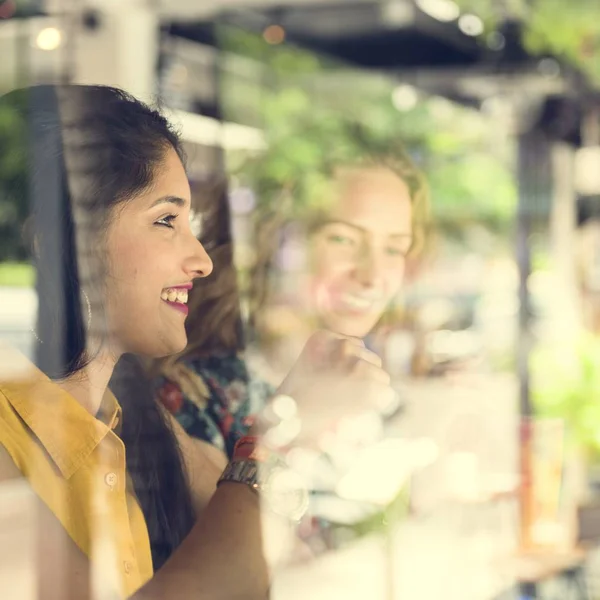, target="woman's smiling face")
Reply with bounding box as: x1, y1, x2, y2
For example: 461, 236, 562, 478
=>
102, 147, 213, 358
306, 166, 413, 338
